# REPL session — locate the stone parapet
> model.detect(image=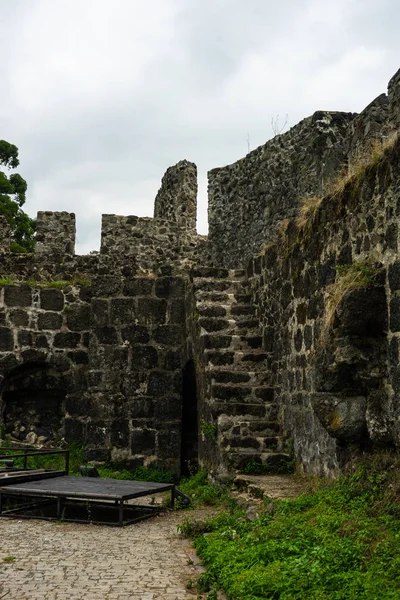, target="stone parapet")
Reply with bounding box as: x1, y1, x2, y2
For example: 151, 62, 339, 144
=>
35, 211, 76, 255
